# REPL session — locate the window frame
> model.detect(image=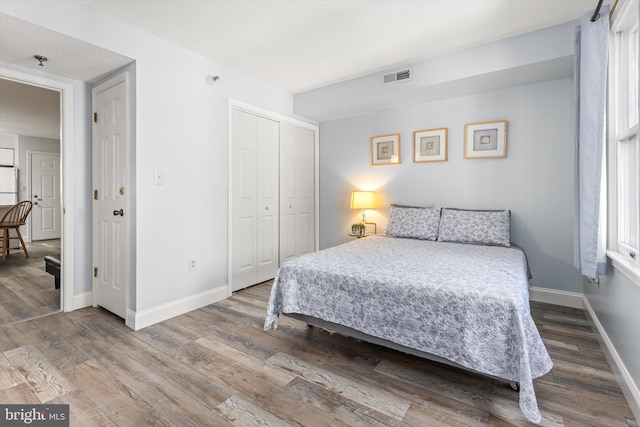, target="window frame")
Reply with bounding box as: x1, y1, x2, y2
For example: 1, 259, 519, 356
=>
607, 0, 640, 284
